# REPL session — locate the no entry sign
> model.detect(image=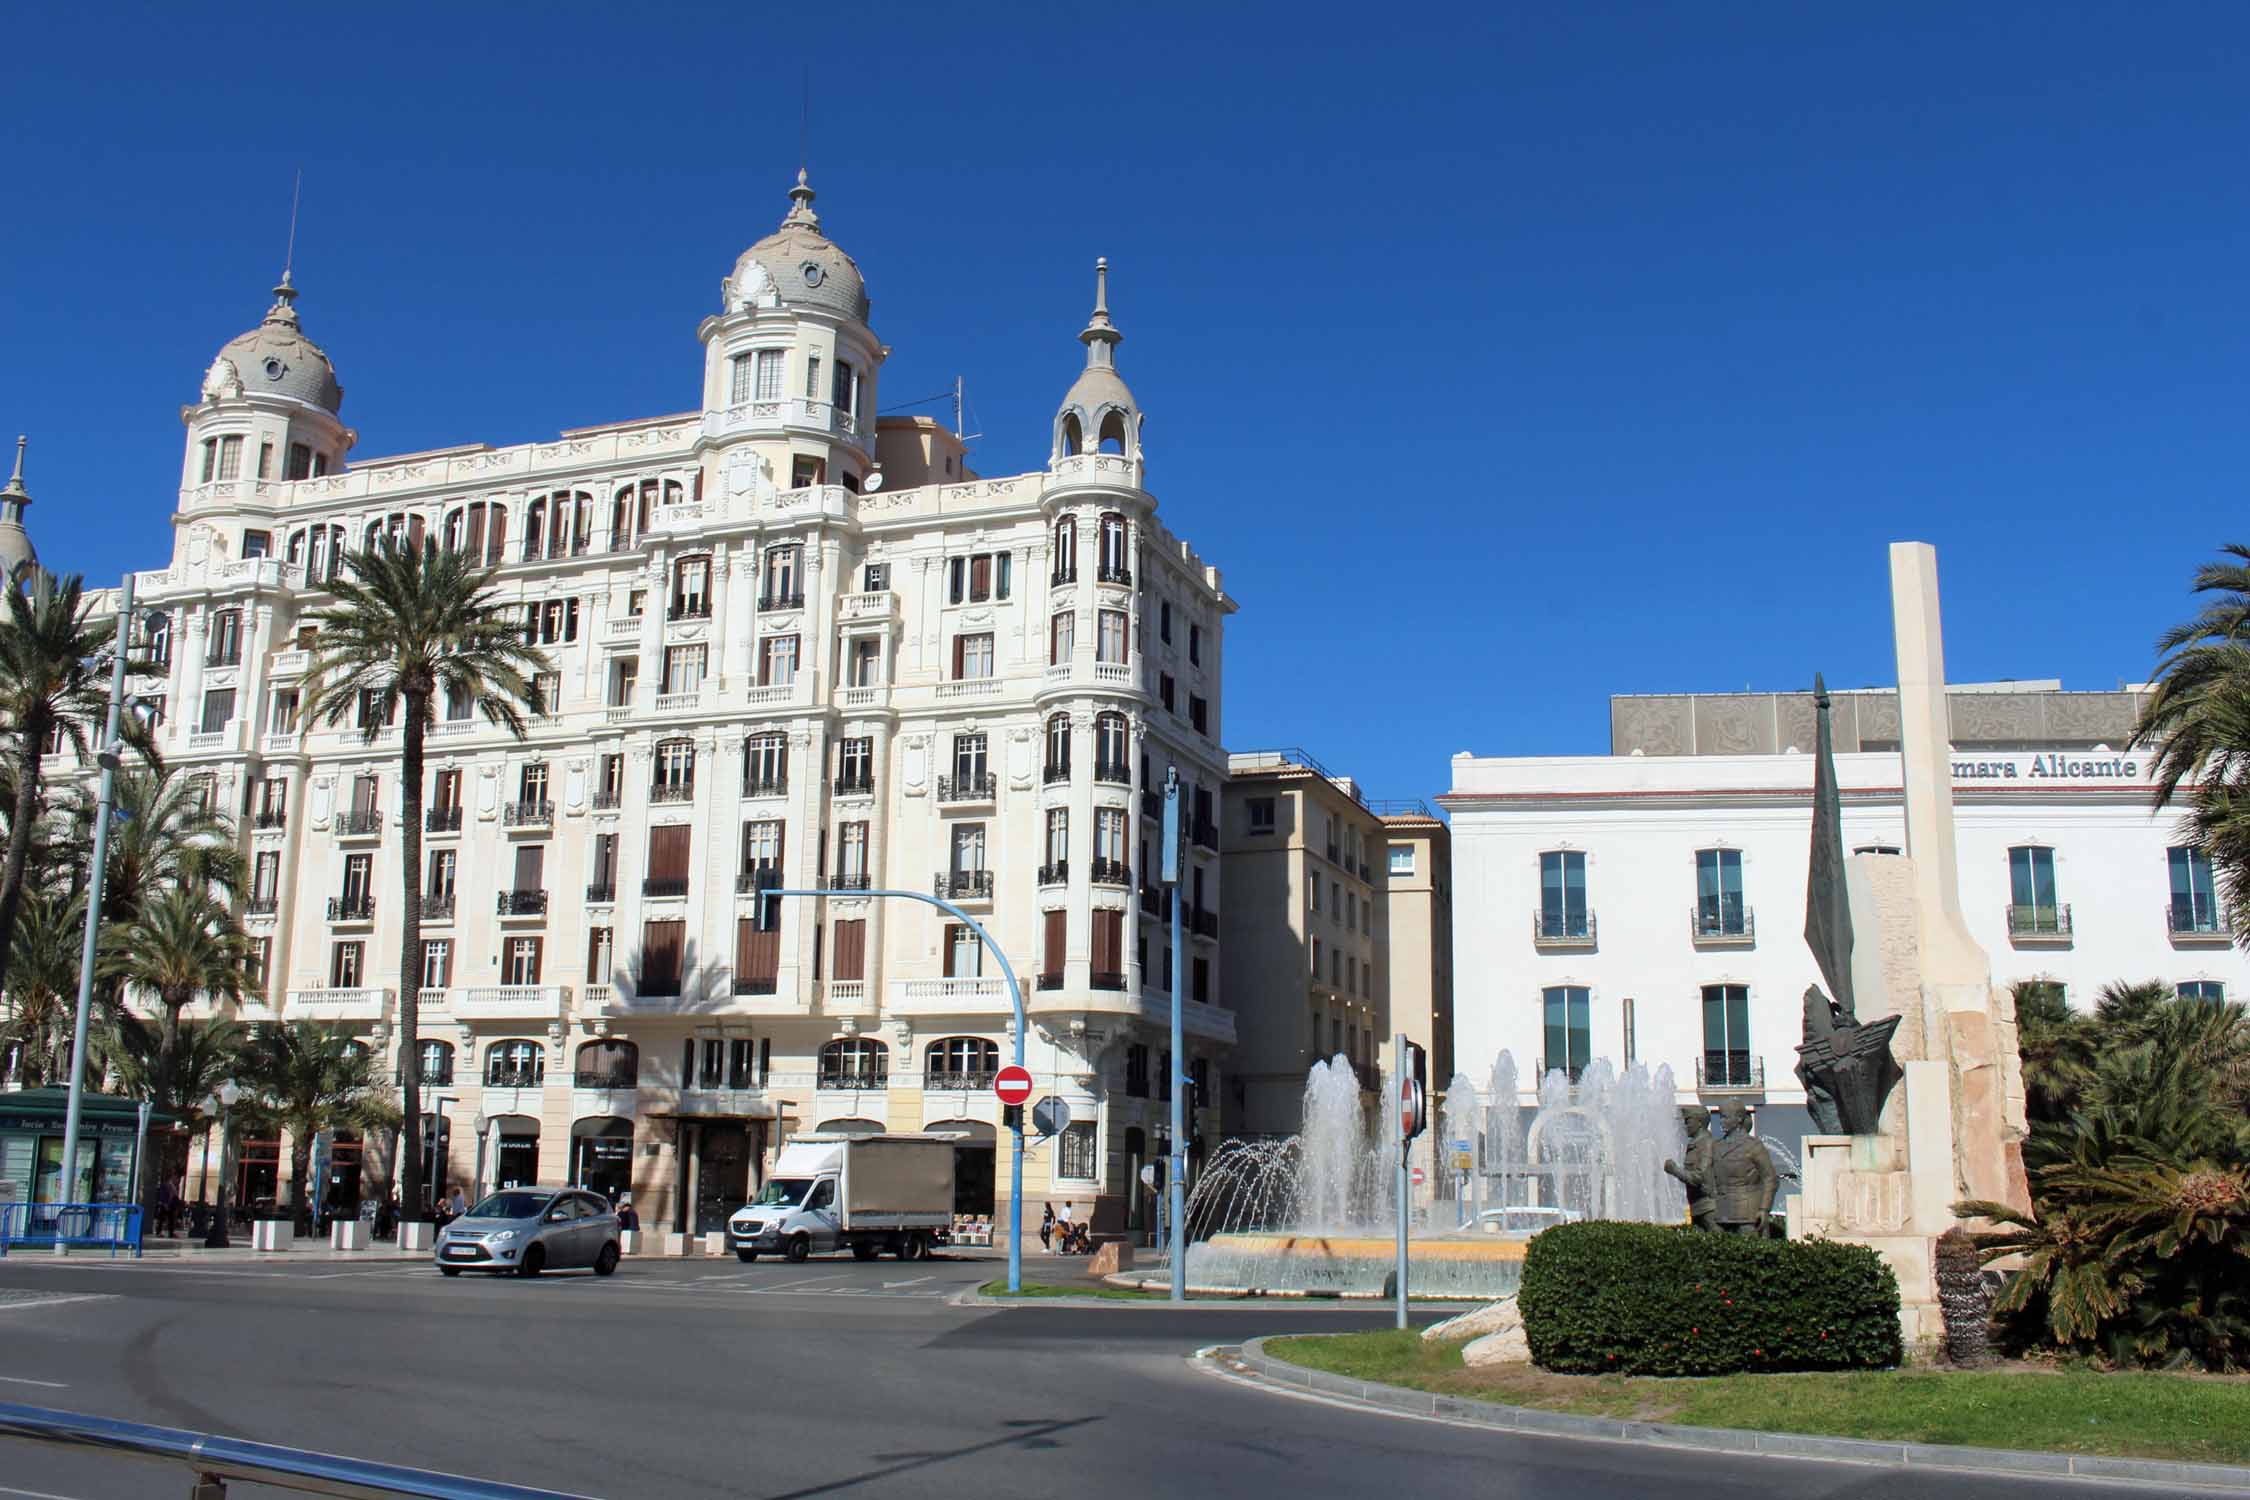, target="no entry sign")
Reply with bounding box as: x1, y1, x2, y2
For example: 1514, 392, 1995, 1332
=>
994, 1064, 1034, 1106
